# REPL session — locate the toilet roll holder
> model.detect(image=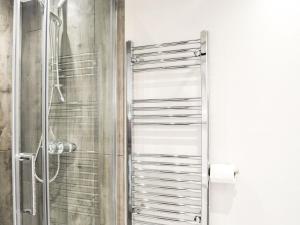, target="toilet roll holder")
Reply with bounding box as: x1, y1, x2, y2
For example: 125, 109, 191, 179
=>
208, 164, 239, 183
